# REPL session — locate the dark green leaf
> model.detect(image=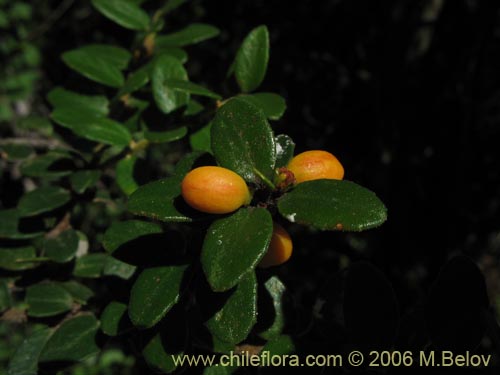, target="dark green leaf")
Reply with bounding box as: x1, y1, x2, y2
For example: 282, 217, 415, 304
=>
101, 301, 128, 336
278, 180, 387, 231
211, 97, 276, 182
241, 93, 286, 120
47, 87, 109, 116
129, 265, 188, 328
155, 48, 188, 64
18, 186, 70, 217
103, 256, 136, 279
234, 25, 269, 92
0, 209, 43, 240
0, 279, 12, 312
0, 246, 37, 270
159, 0, 187, 15
119, 63, 151, 95
44, 229, 79, 263
73, 254, 107, 278
156, 23, 219, 47
143, 332, 183, 374
261, 335, 295, 356
0, 144, 33, 160
70, 170, 101, 194
92, 0, 150, 31
152, 54, 189, 113
59, 281, 94, 304
143, 126, 188, 143
103, 220, 163, 253
17, 115, 53, 136
189, 122, 212, 153
274, 134, 295, 168
128, 177, 193, 222
26, 283, 73, 317
39, 314, 100, 362
201, 207, 272, 292
116, 155, 138, 196
78, 44, 132, 69
7, 326, 52, 375
259, 276, 286, 340
20, 151, 74, 179
51, 112, 132, 147
163, 79, 221, 99
206, 272, 257, 344
184, 99, 204, 116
